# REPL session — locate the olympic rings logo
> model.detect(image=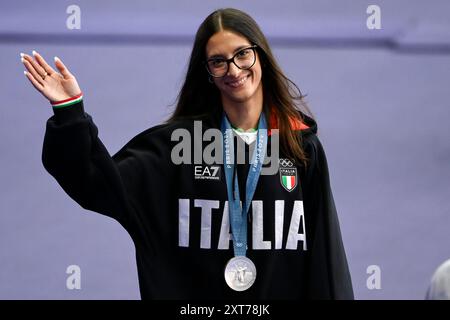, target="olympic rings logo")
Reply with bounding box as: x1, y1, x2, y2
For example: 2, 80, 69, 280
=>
279, 159, 294, 167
